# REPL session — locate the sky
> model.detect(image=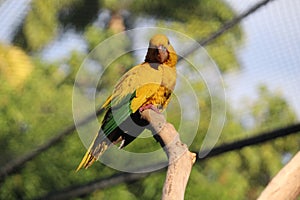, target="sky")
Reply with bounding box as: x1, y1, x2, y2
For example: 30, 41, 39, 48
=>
224, 0, 300, 119
0, 0, 30, 43
0, 0, 299, 120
